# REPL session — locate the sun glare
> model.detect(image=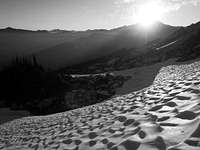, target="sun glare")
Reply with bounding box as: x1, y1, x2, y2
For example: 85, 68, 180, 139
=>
136, 2, 164, 28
